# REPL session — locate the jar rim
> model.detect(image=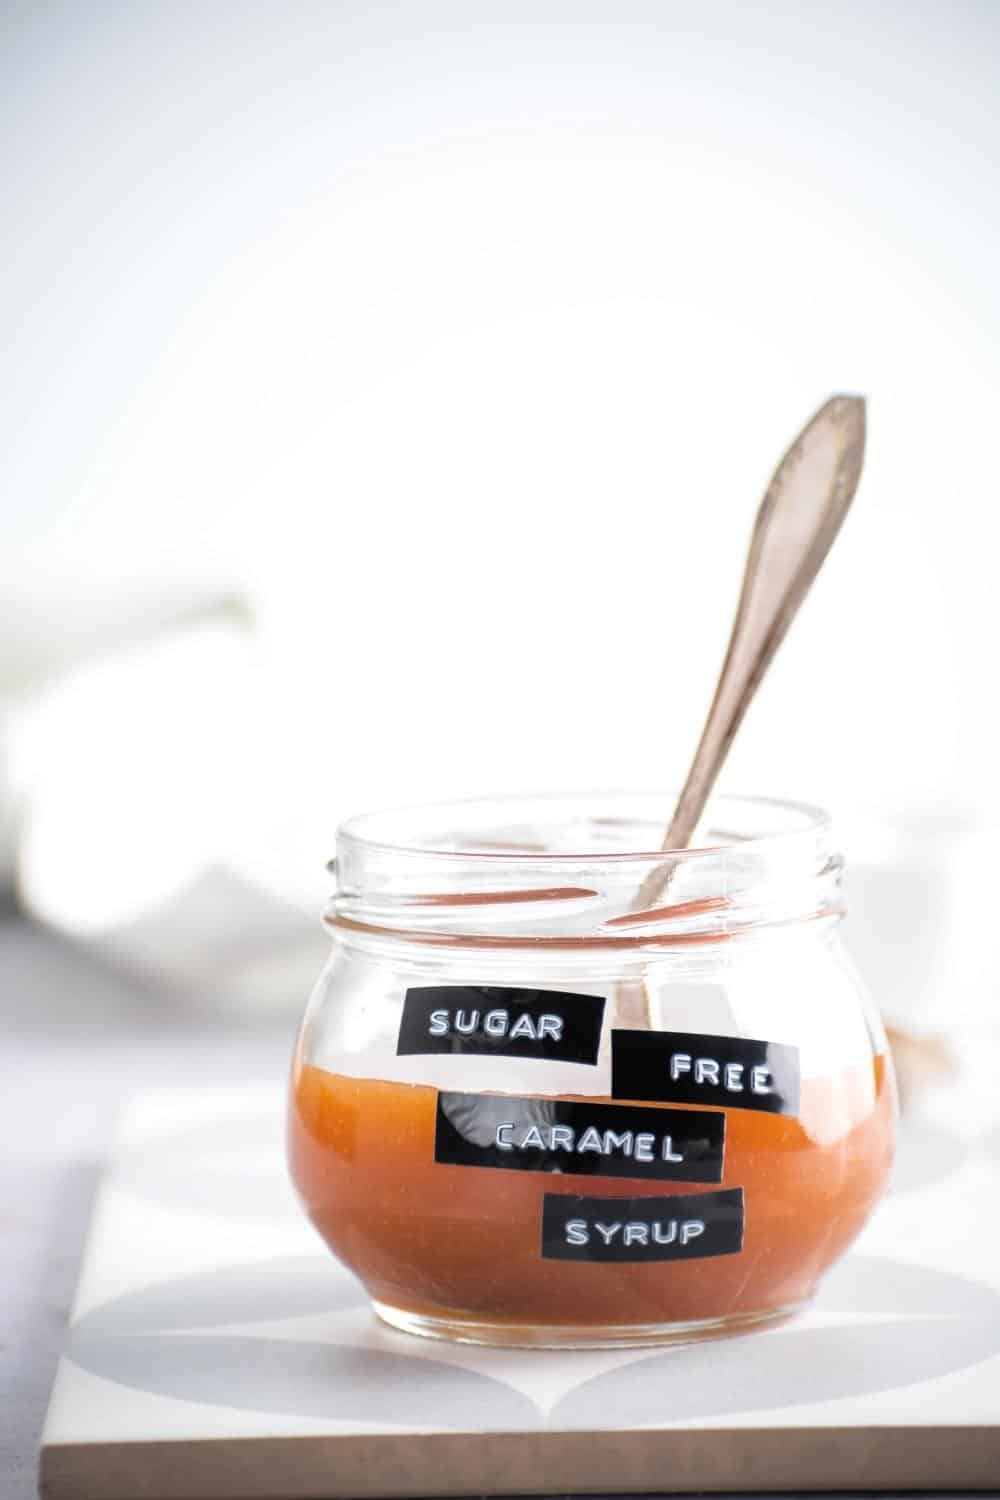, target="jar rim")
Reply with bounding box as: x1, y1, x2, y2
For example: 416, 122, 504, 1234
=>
336, 790, 831, 866
331, 792, 841, 951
